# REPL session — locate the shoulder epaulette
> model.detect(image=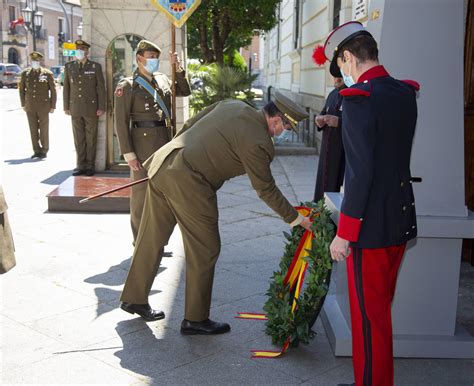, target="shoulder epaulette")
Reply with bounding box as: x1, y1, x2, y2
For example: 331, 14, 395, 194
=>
400, 79, 420, 91
339, 87, 371, 97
